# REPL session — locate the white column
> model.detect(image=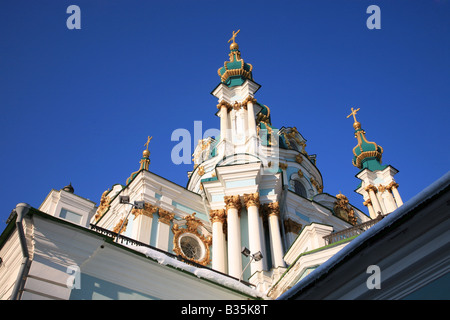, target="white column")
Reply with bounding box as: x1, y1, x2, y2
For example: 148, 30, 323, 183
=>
155, 209, 174, 251
363, 198, 376, 219
246, 98, 257, 154
365, 185, 382, 218
236, 108, 246, 144
224, 195, 242, 279
389, 182, 403, 207
131, 203, 157, 245
219, 104, 228, 143
244, 193, 264, 274
380, 185, 397, 213
246, 98, 257, 138
376, 188, 387, 215
266, 202, 285, 268
210, 209, 227, 273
